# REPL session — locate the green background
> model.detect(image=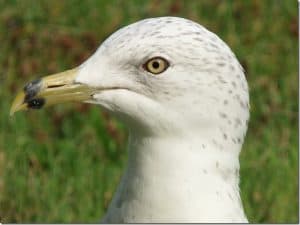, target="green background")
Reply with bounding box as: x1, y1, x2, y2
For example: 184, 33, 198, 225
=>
0, 0, 298, 223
